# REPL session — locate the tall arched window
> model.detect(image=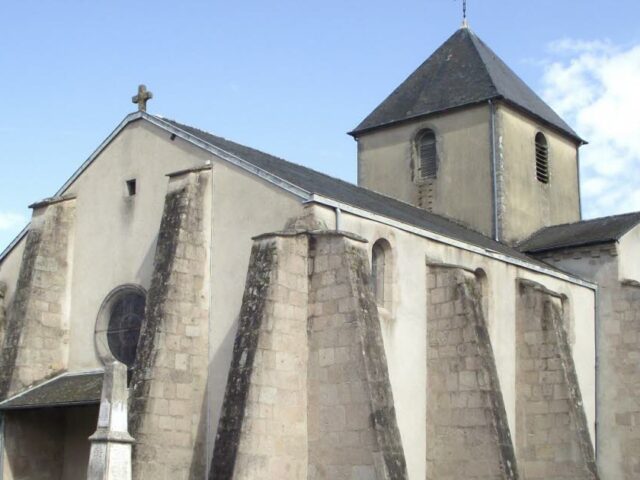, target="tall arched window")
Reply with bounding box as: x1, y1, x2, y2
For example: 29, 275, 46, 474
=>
417, 129, 438, 180
371, 239, 392, 309
535, 132, 549, 184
